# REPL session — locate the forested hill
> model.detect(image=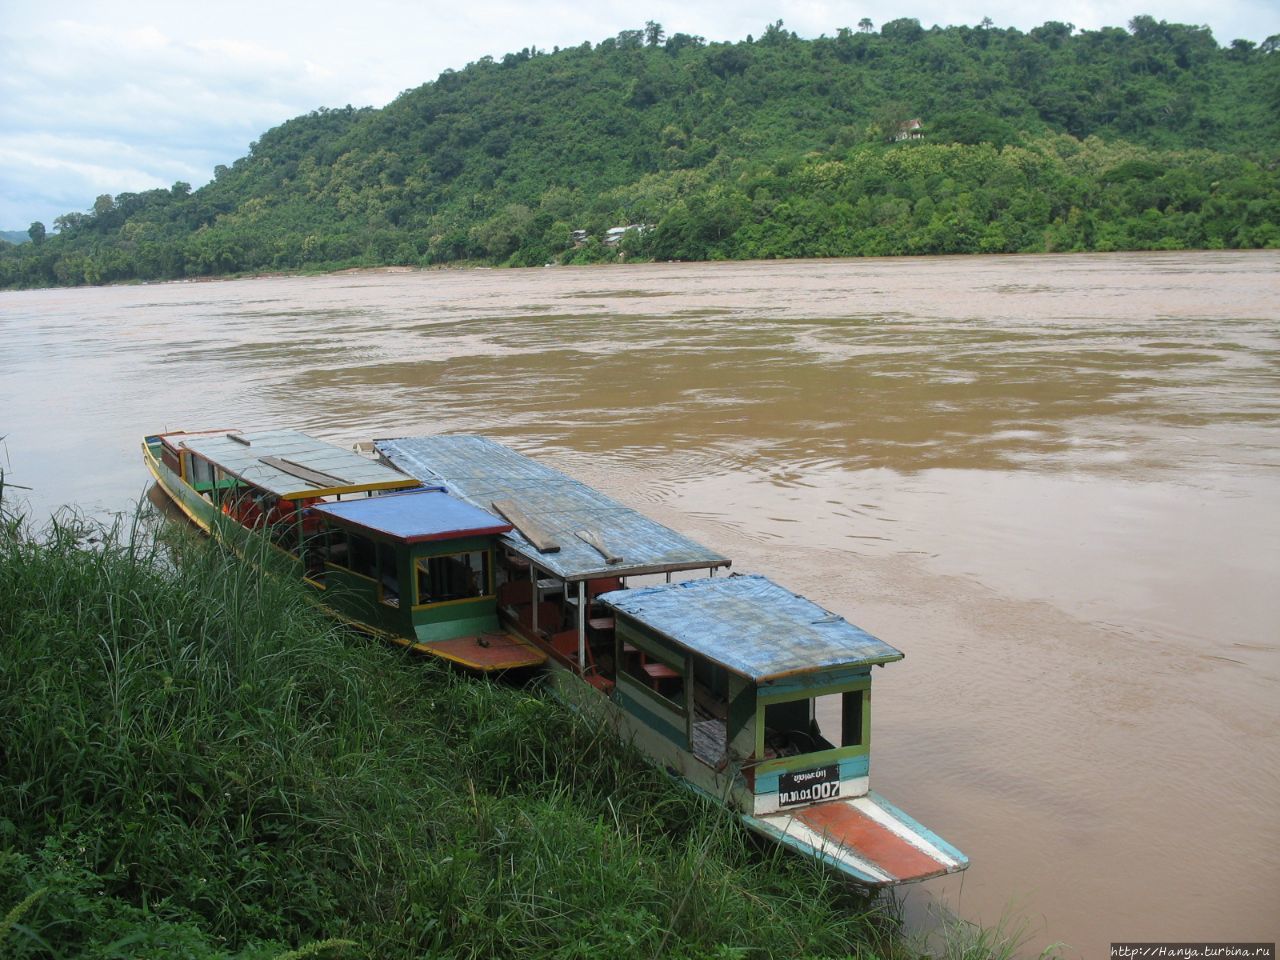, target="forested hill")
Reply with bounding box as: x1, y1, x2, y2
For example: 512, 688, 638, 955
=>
4, 17, 1278, 288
